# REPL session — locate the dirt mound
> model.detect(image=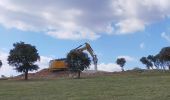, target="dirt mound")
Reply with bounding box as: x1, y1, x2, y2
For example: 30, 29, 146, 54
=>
13, 69, 116, 80
34, 69, 52, 77
12, 69, 69, 80
28, 69, 72, 79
